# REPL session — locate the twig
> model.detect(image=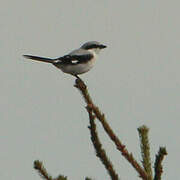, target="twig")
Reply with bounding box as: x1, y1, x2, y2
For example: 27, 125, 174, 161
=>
34, 160, 68, 180
86, 105, 119, 180
154, 147, 167, 180
34, 160, 53, 180
91, 105, 147, 179
75, 78, 148, 180
54, 175, 67, 180
85, 178, 93, 180
138, 125, 153, 180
